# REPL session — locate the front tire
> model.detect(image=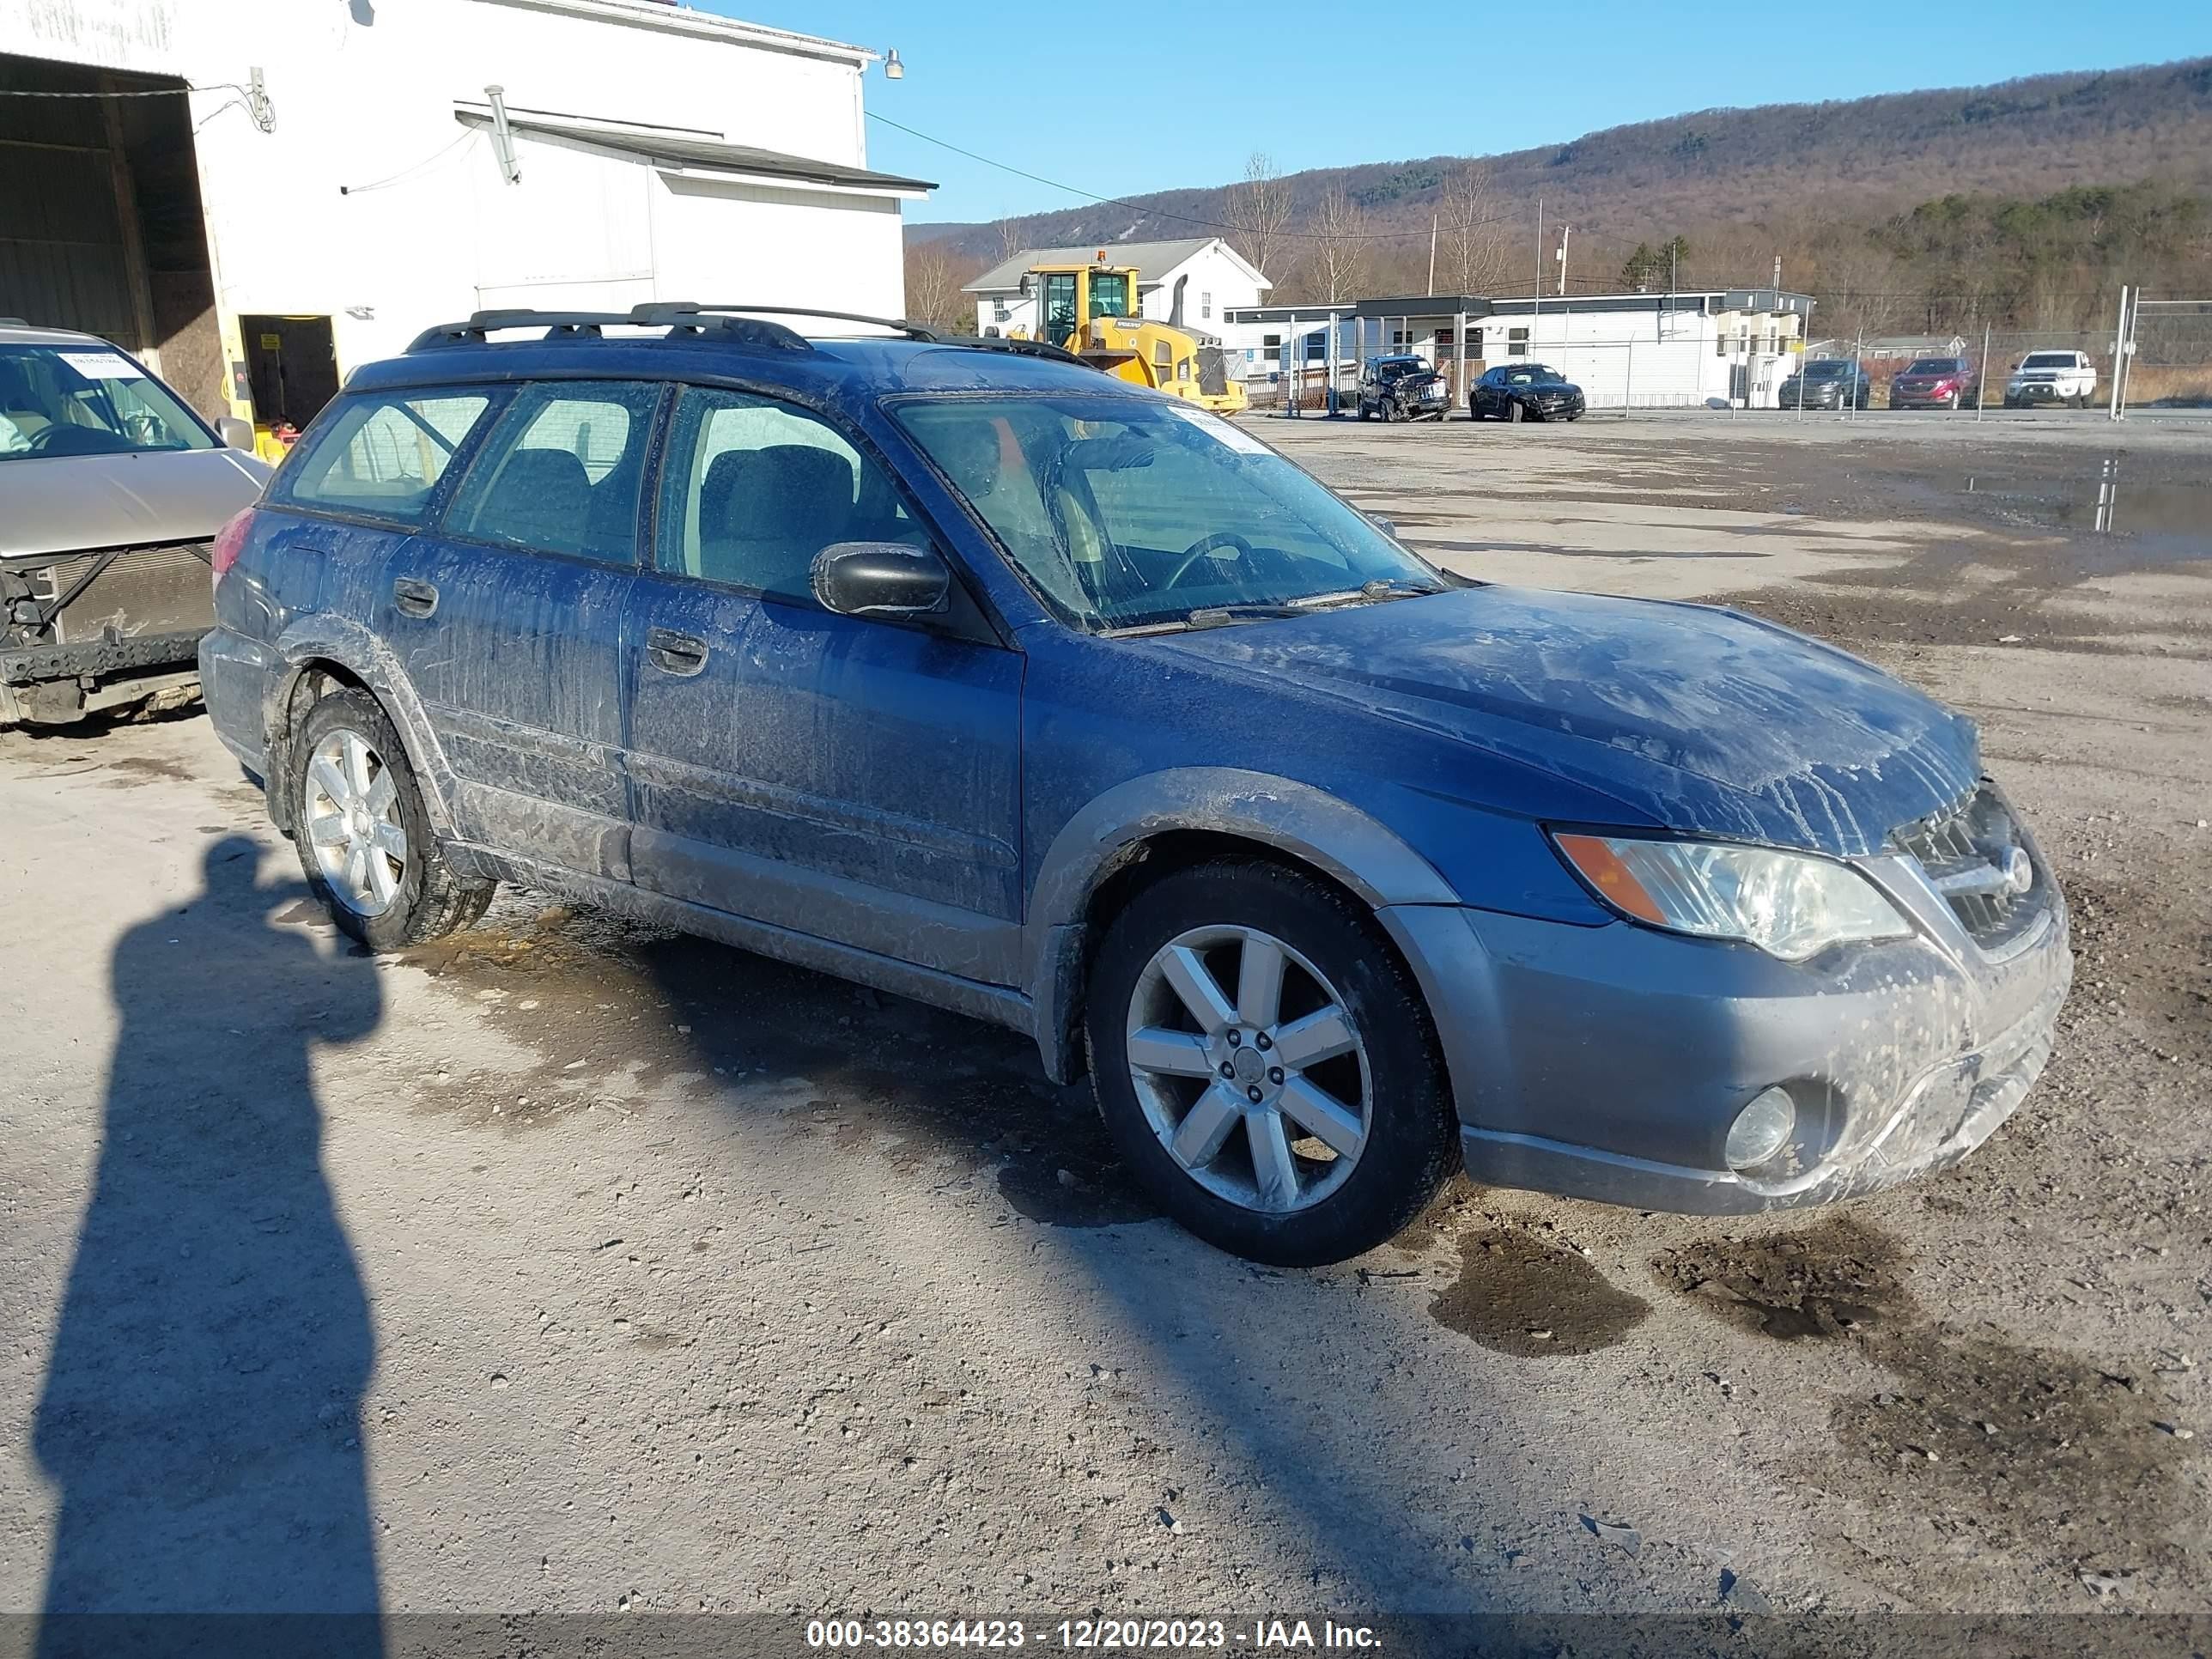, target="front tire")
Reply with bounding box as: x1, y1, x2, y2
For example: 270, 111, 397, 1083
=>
1507, 399, 1524, 423
289, 688, 494, 951
1085, 860, 1458, 1266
